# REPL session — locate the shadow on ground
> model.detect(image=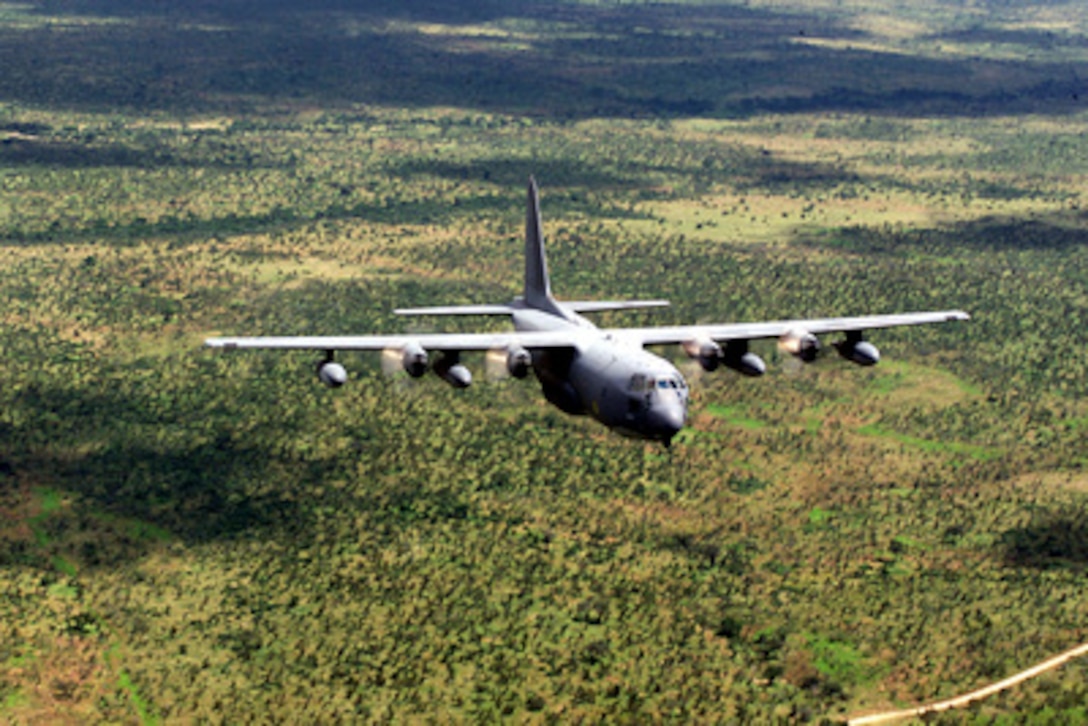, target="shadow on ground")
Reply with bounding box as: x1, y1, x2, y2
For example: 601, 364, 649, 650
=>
798, 212, 1088, 256
1000, 510, 1088, 570
2, 1, 1083, 119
